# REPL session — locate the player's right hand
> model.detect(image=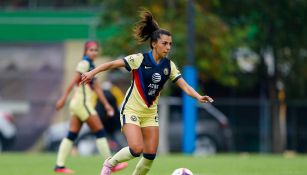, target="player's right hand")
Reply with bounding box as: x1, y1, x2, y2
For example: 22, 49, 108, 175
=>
56, 98, 65, 111
81, 71, 94, 84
